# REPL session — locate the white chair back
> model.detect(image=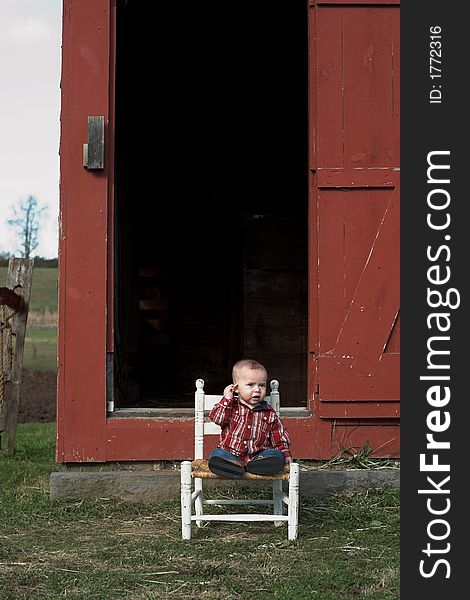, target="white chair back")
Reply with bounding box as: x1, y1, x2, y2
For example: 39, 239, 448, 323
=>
194, 378, 280, 459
